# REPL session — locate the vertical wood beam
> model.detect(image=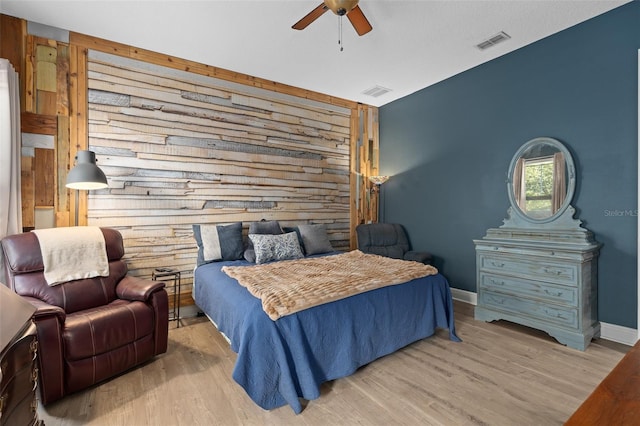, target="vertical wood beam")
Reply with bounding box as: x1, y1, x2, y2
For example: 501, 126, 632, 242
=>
349, 107, 359, 249
56, 115, 70, 226
68, 46, 89, 225
34, 148, 55, 206
21, 156, 35, 229
0, 15, 26, 112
